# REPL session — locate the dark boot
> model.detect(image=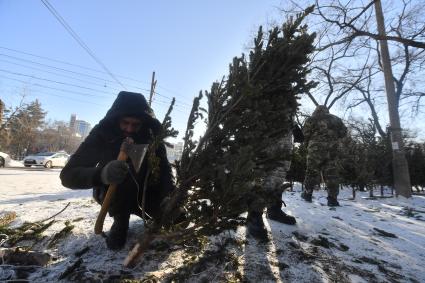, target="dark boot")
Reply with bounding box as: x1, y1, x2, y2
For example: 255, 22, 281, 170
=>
246, 211, 268, 241
106, 214, 130, 250
267, 204, 296, 225
301, 191, 312, 202
327, 196, 340, 207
